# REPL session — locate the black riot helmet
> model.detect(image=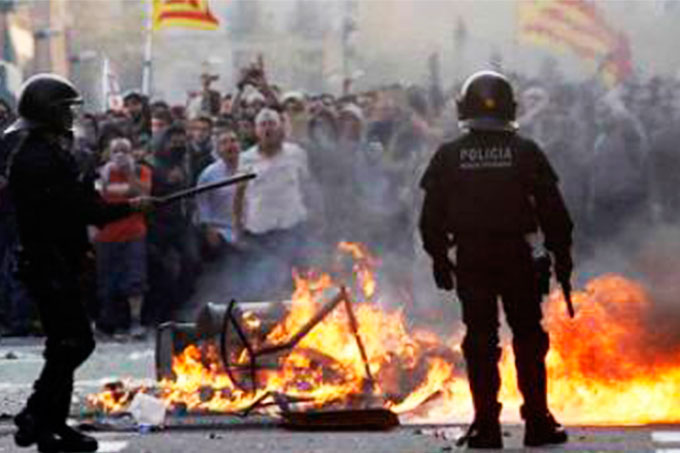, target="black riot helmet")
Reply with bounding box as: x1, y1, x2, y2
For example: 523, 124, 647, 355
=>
12, 73, 83, 133
456, 70, 518, 131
